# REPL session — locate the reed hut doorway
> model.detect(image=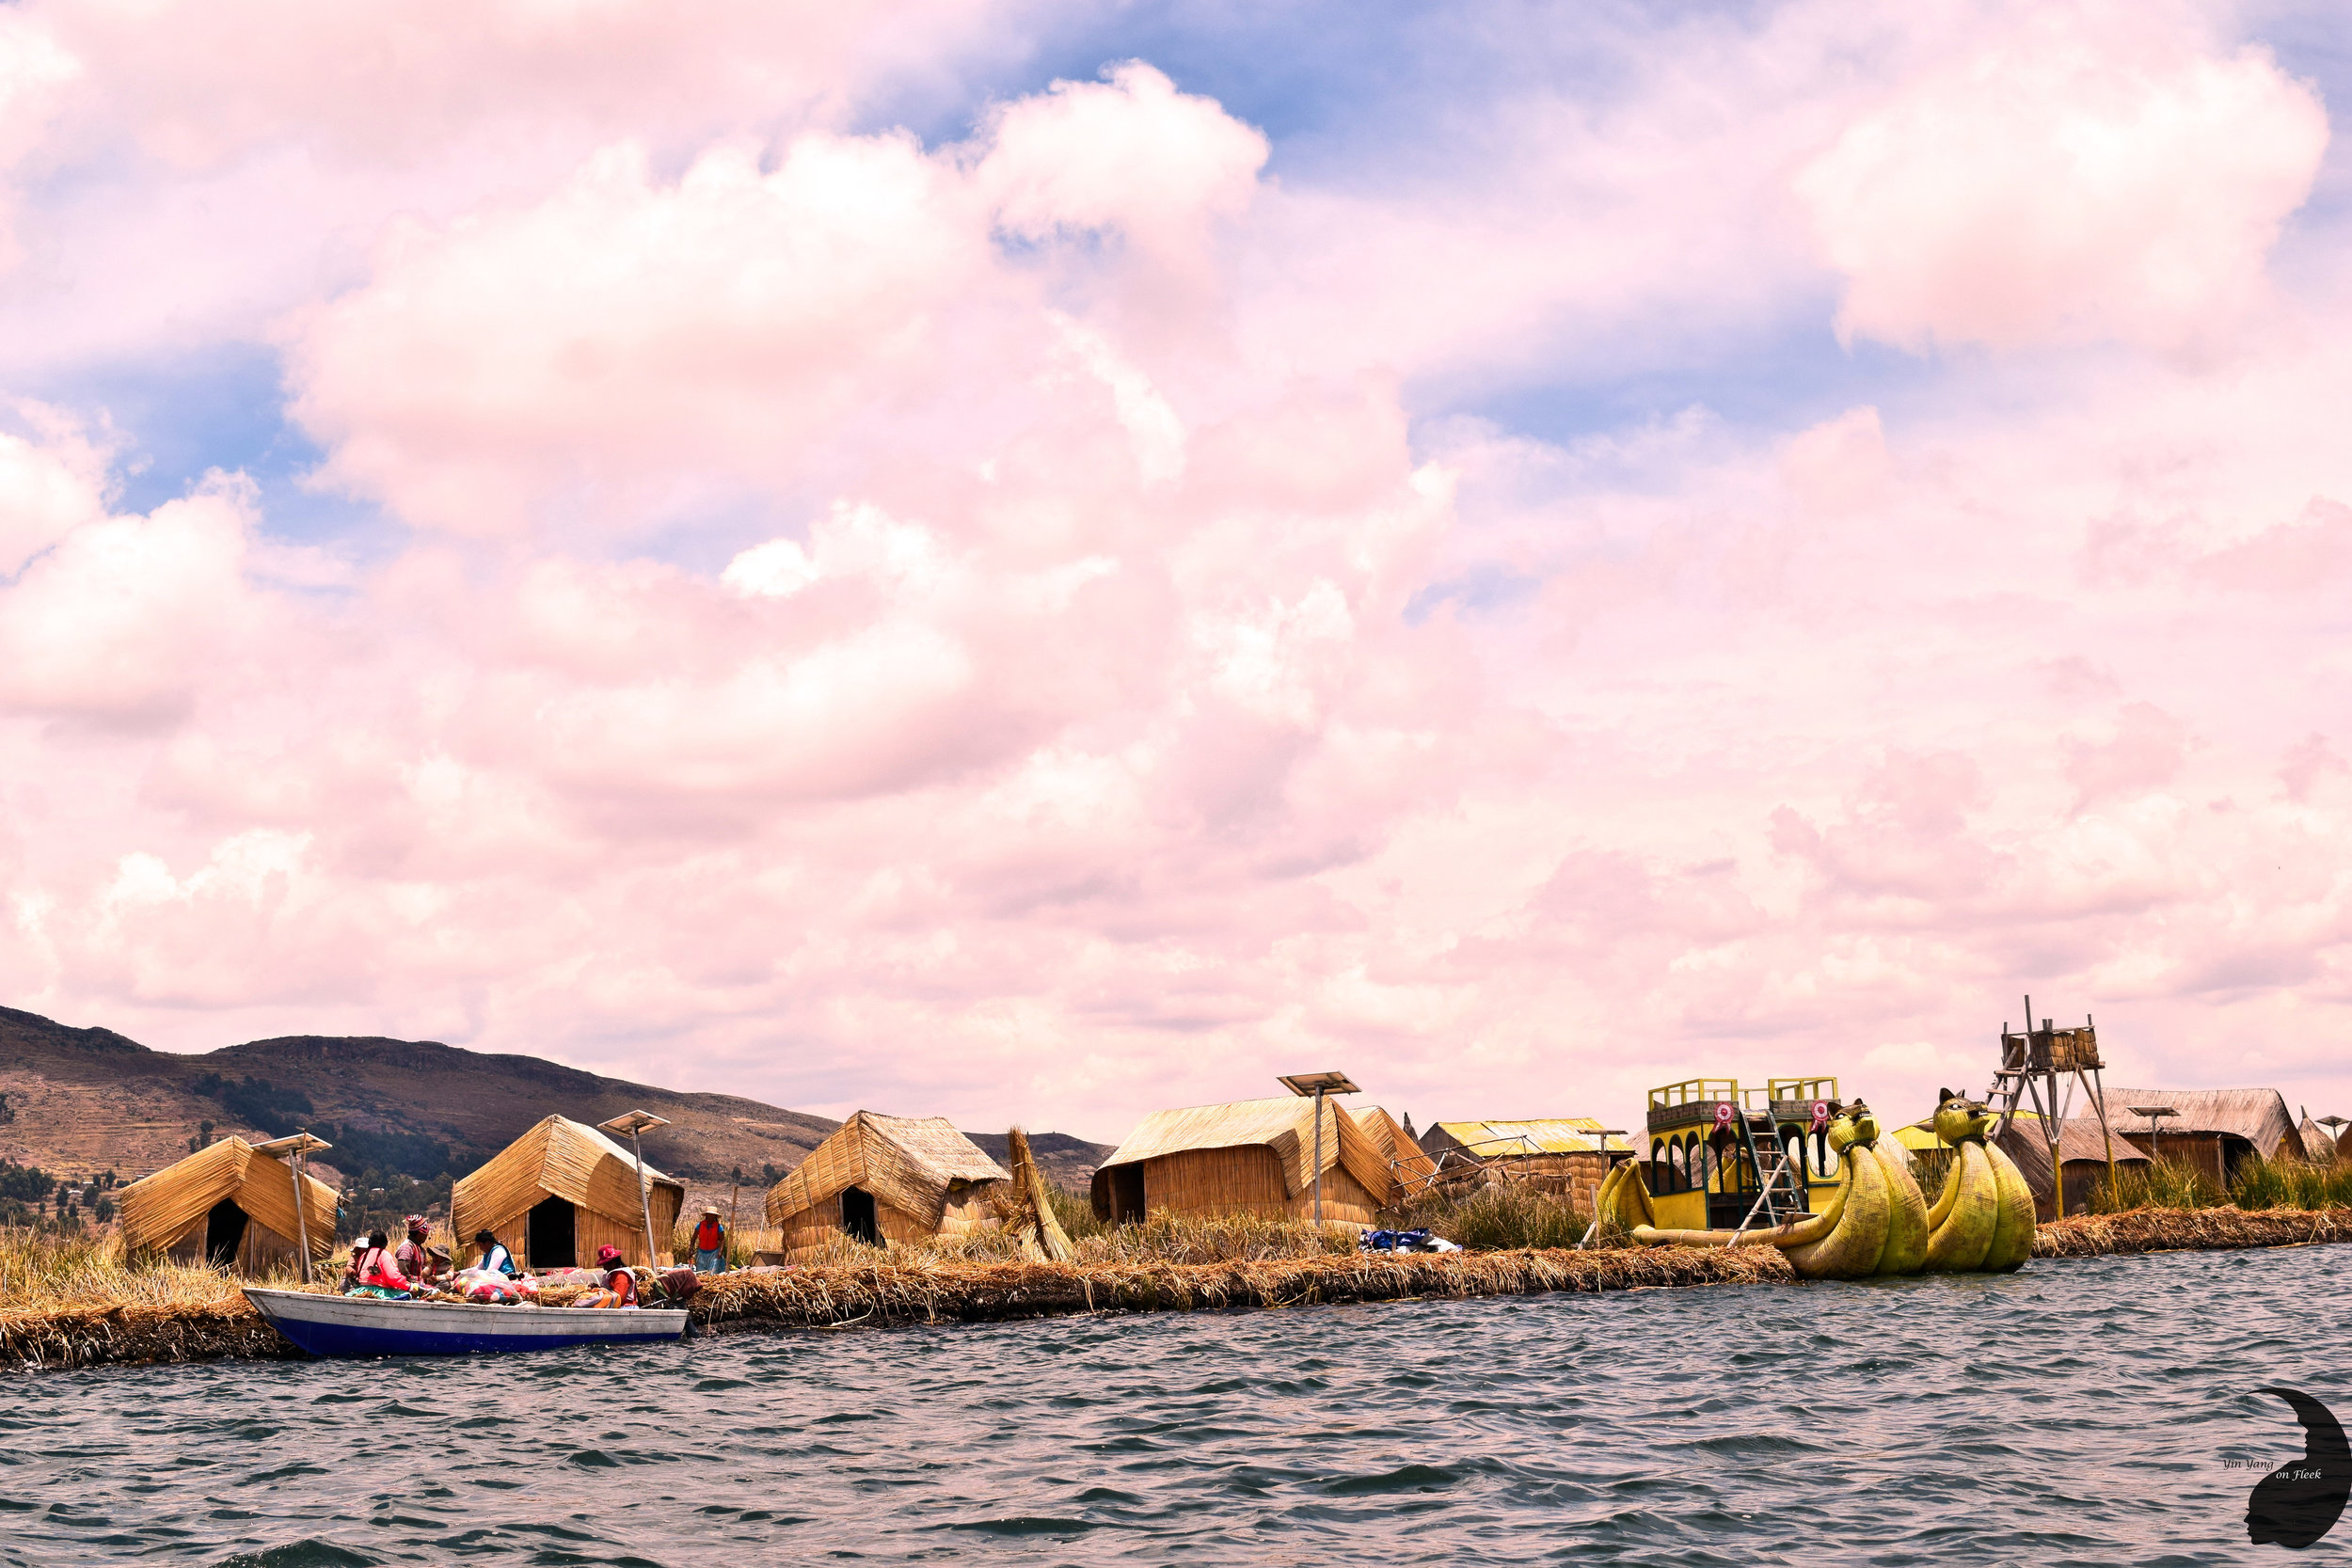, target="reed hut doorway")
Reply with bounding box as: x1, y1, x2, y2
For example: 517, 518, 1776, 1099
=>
203, 1197, 248, 1266
840, 1186, 880, 1244
528, 1195, 576, 1268
1107, 1165, 1145, 1226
